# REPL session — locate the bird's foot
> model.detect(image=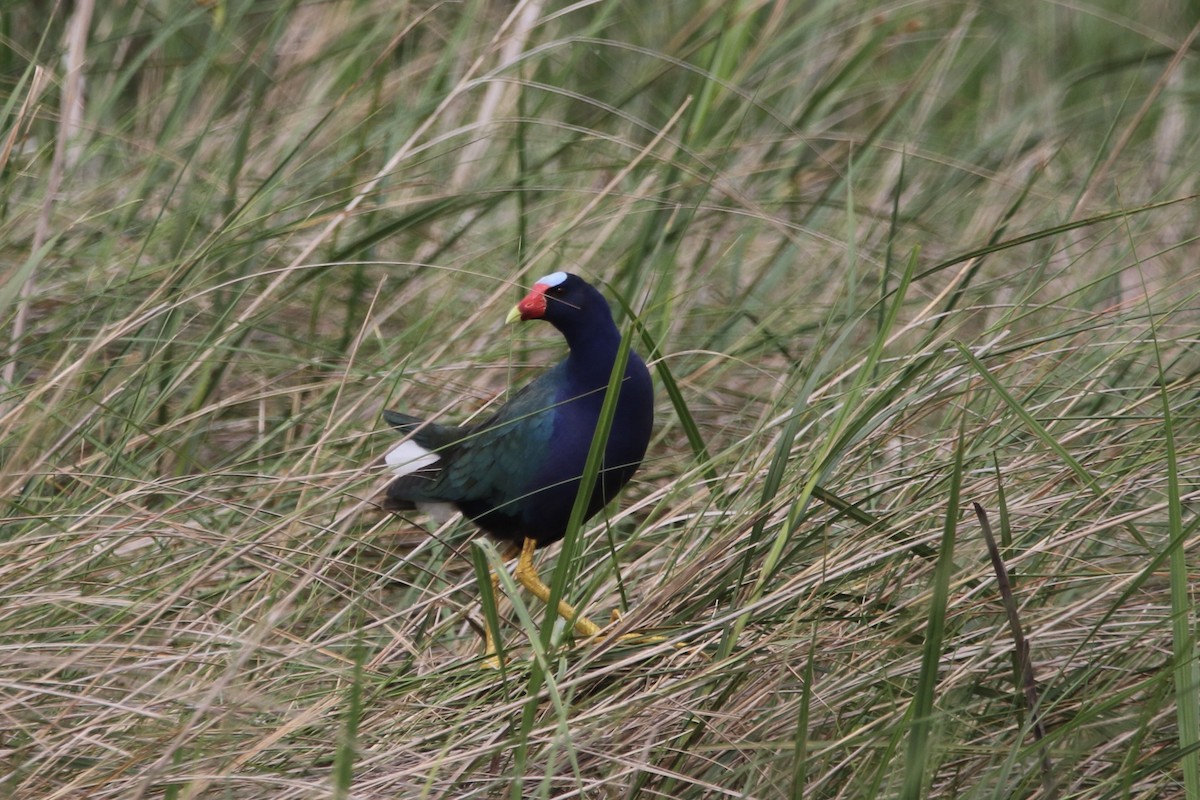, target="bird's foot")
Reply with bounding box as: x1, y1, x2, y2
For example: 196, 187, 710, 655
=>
589, 609, 676, 649
474, 609, 506, 670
